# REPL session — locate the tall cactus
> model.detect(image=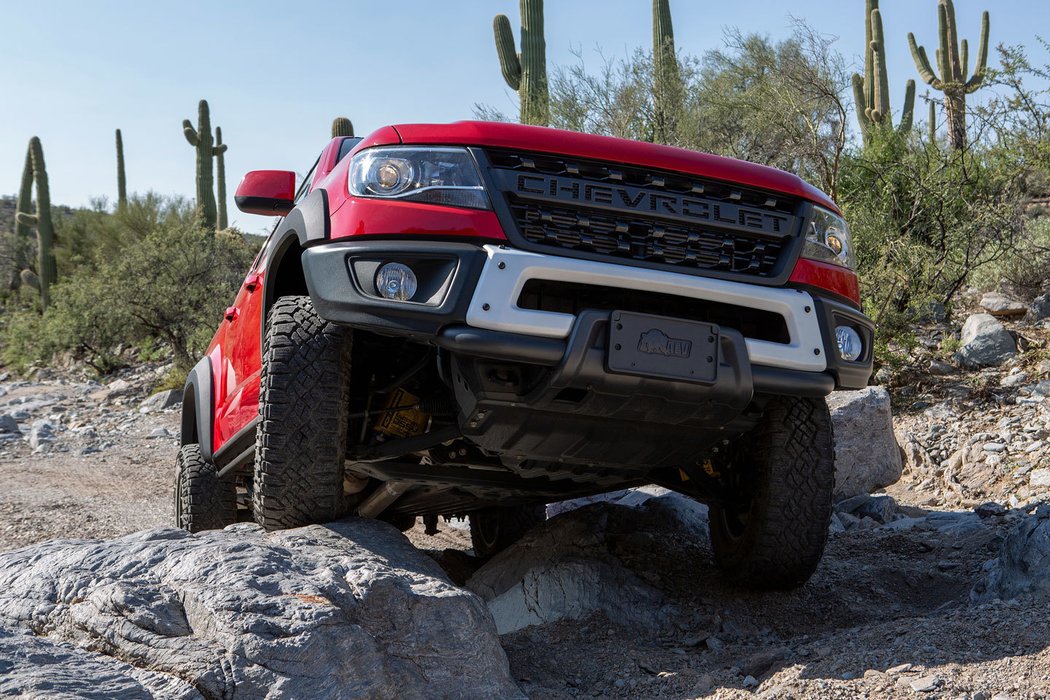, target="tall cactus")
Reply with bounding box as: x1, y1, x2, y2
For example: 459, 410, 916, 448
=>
493, 0, 549, 126
182, 99, 218, 229
852, 0, 915, 141
115, 129, 127, 212
908, 1, 990, 150
214, 126, 228, 230
652, 0, 683, 144
331, 117, 354, 137
928, 100, 938, 144
15, 137, 56, 309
